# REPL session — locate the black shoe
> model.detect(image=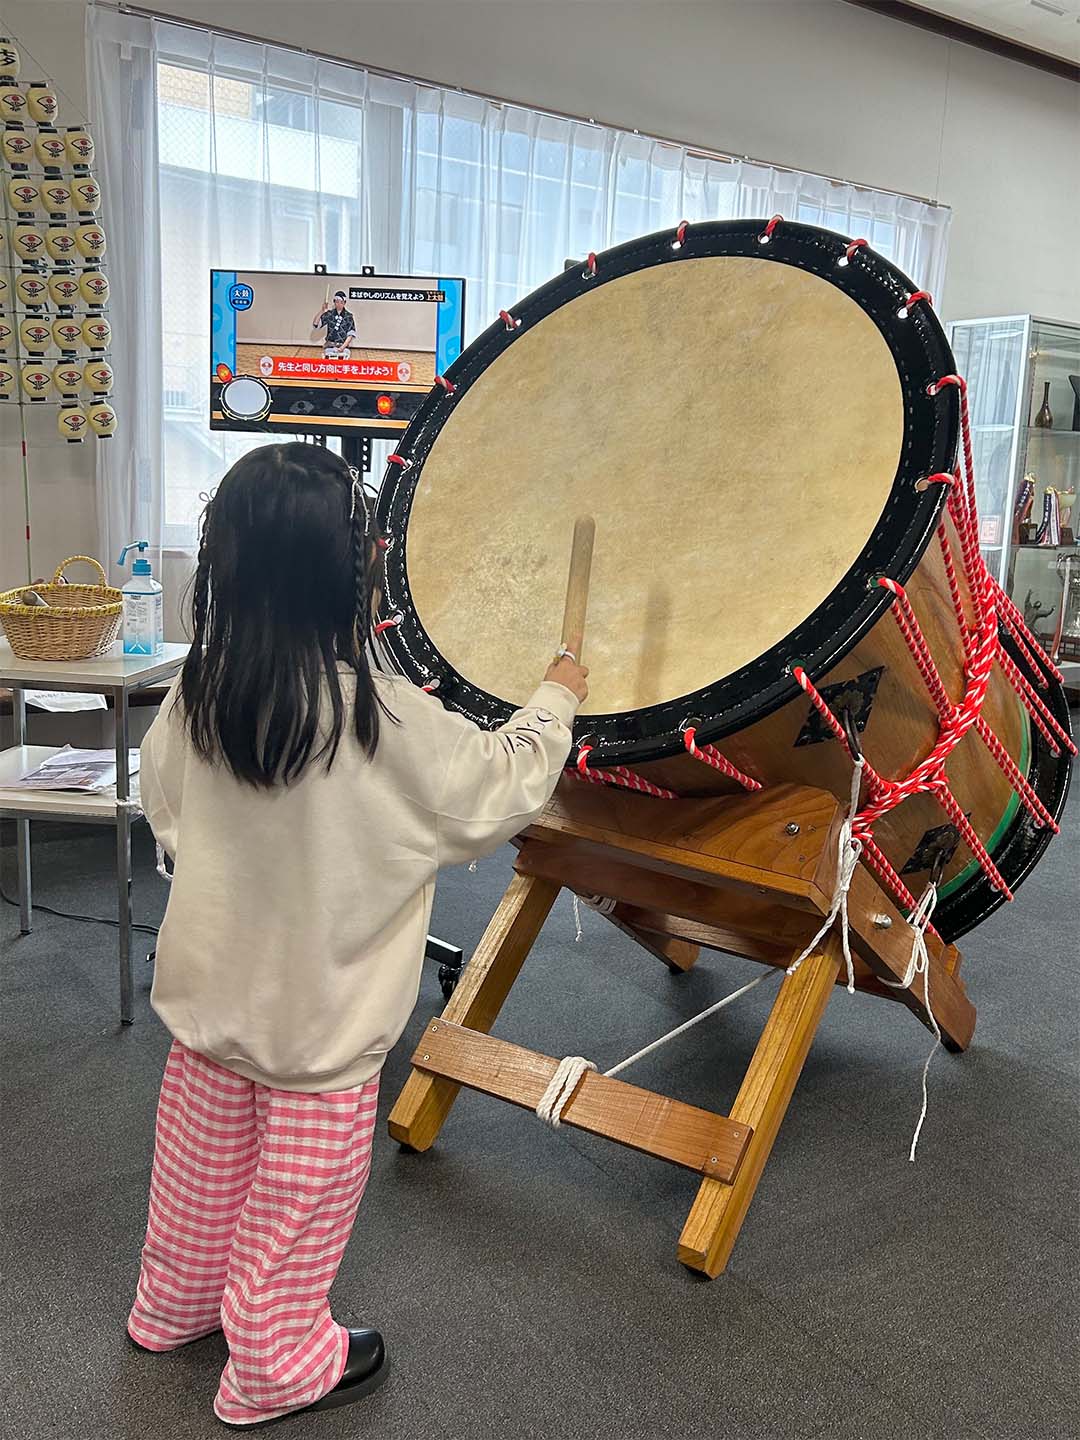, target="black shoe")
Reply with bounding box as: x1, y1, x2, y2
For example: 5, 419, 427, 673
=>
309, 1328, 388, 1411
217, 1328, 388, 1429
